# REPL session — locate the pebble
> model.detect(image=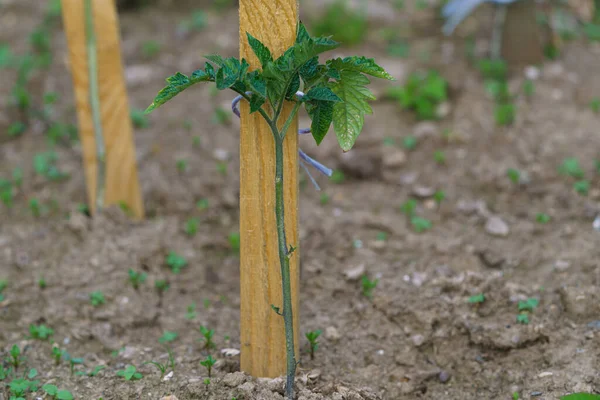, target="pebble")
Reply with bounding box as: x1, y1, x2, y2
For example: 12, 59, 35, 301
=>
160, 396, 179, 400
411, 334, 425, 347
325, 326, 341, 341
593, 215, 600, 231
436, 102, 451, 119
163, 371, 174, 381
413, 122, 439, 138
221, 348, 241, 357
213, 148, 230, 161
412, 186, 435, 198
439, 370, 451, 383
344, 264, 366, 281
537, 371, 553, 378
485, 216, 509, 237
382, 148, 407, 168
524, 65, 540, 80
220, 372, 245, 387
